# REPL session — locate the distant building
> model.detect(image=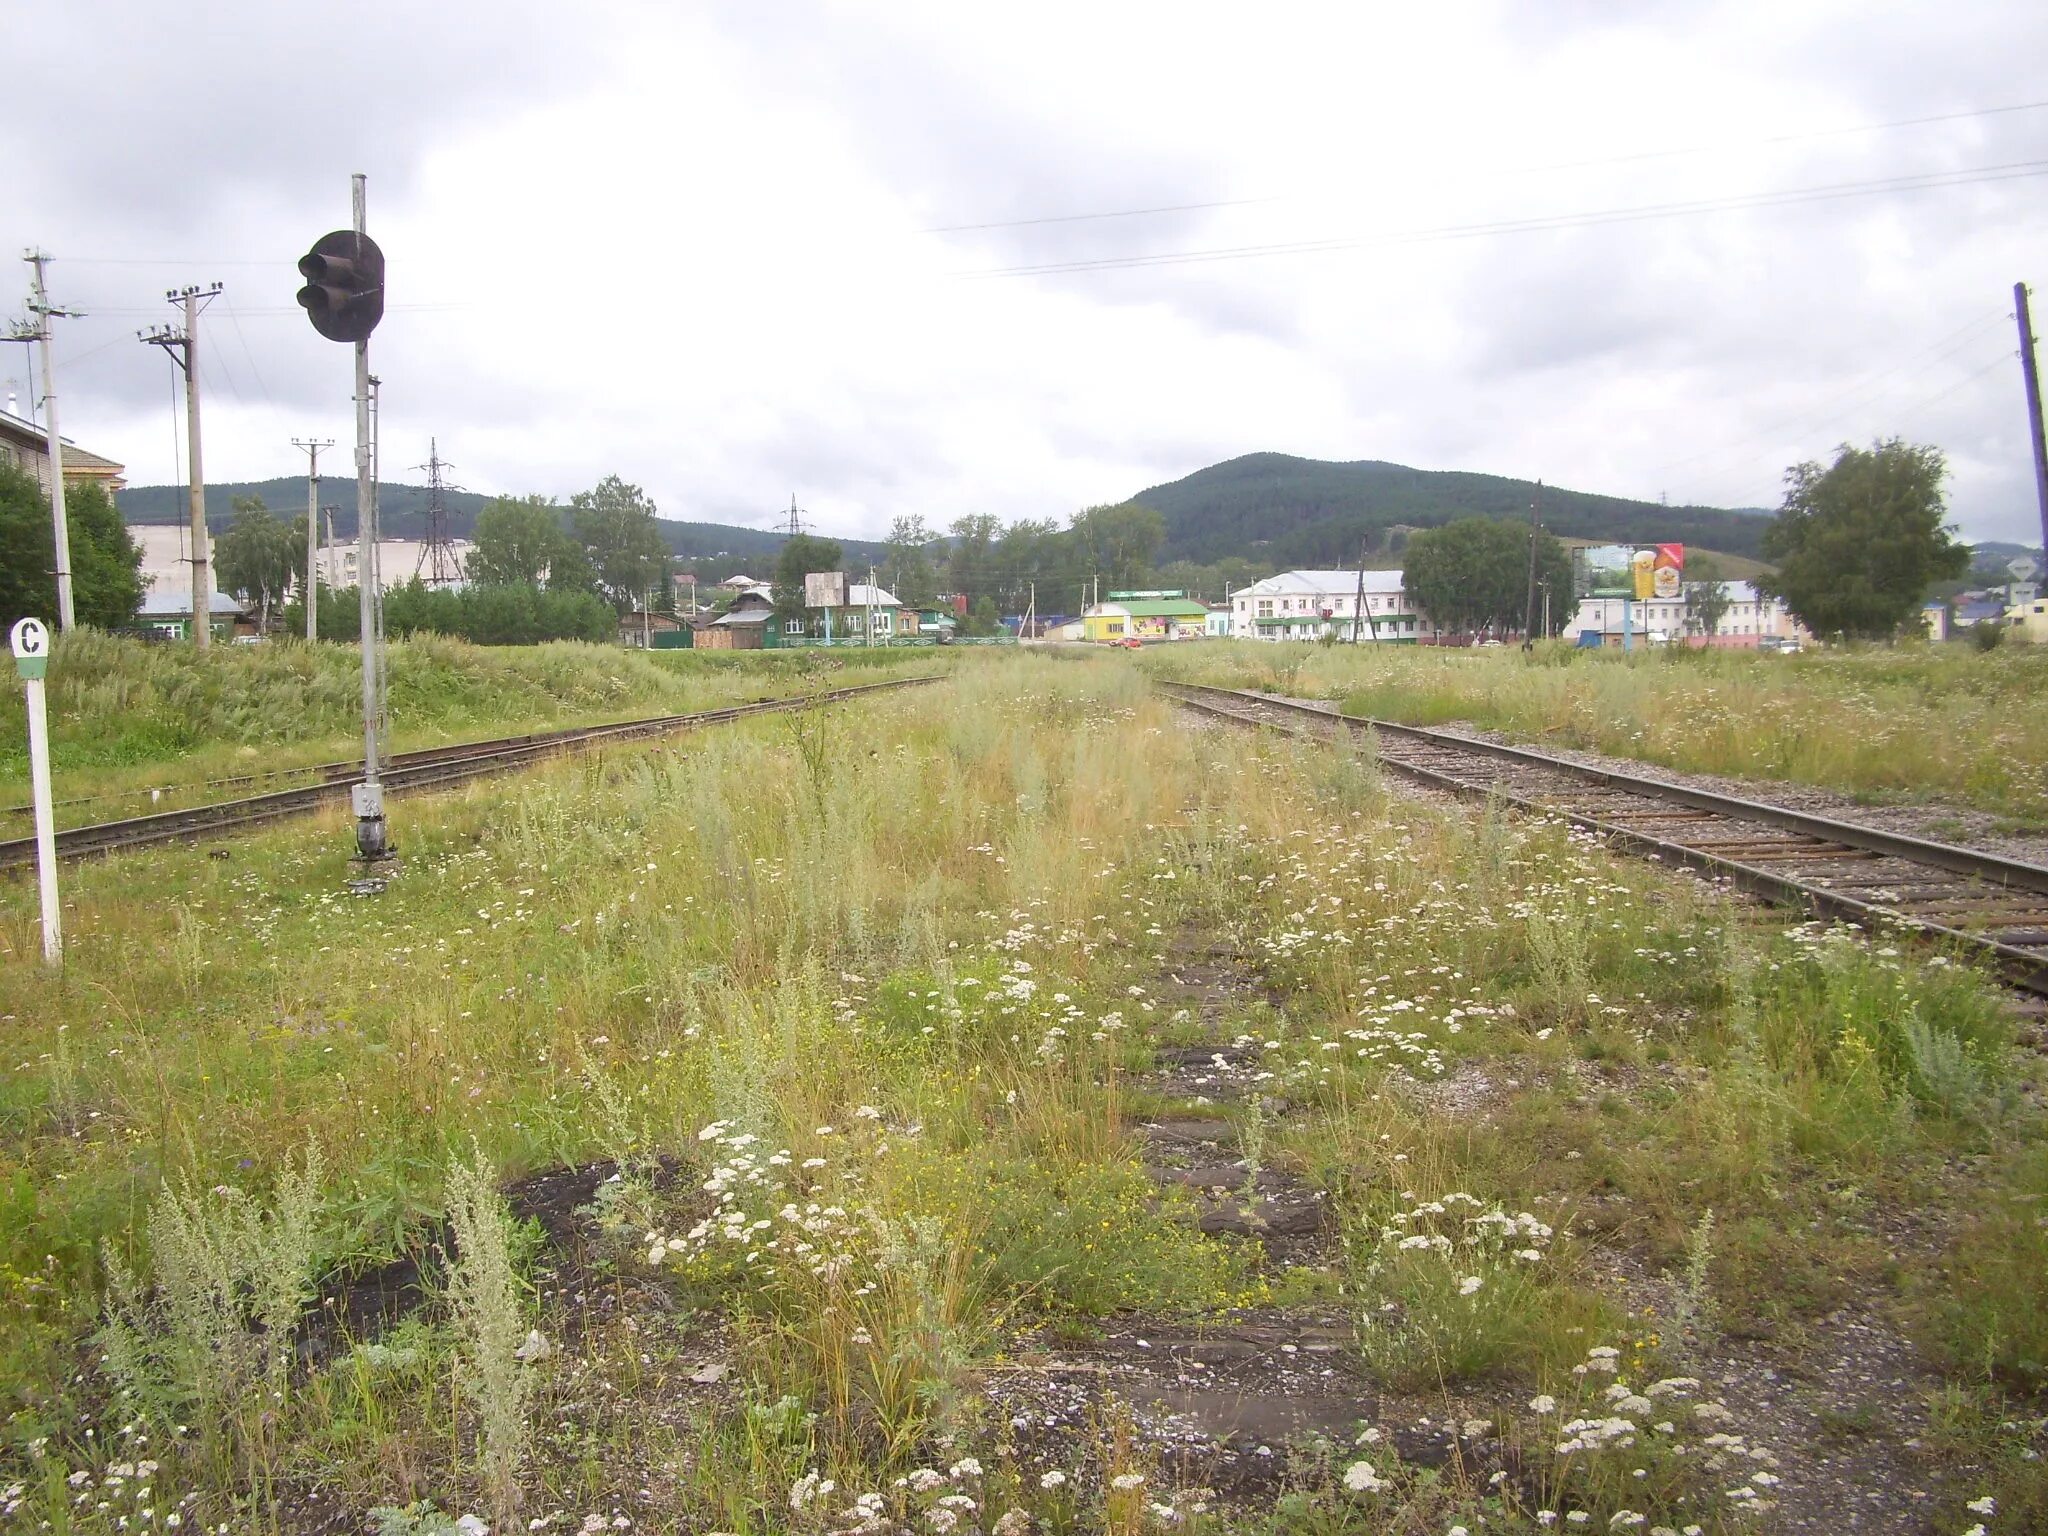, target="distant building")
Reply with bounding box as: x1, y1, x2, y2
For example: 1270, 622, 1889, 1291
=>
1956, 597, 2006, 630
1568, 581, 1809, 649
320, 536, 476, 593
691, 586, 772, 649
619, 607, 685, 648
138, 587, 247, 643
1082, 597, 1209, 642
799, 580, 900, 642
1228, 571, 1428, 642
0, 402, 126, 497
1204, 605, 1232, 638
2006, 597, 2048, 643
